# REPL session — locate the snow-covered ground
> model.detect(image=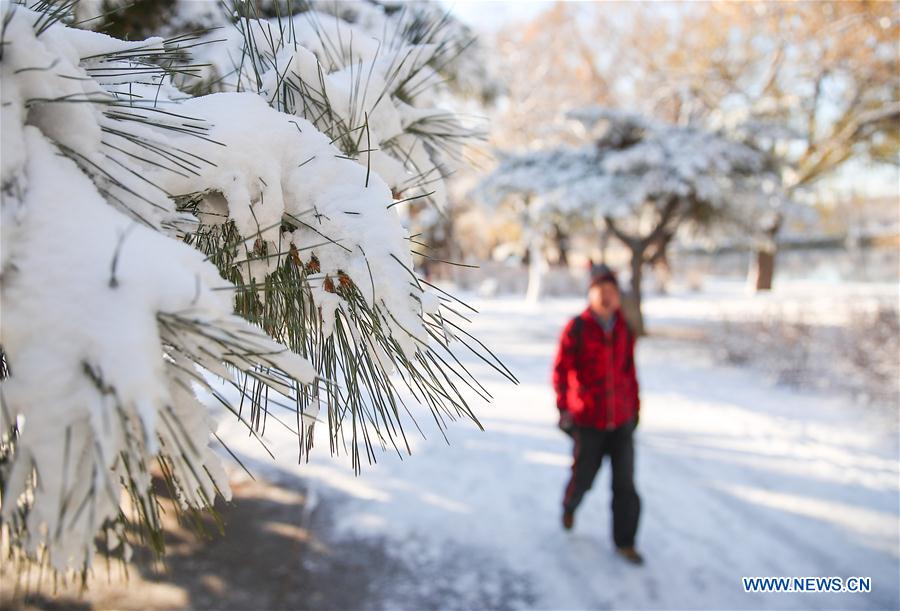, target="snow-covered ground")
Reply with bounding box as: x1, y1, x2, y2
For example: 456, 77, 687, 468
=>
219, 285, 900, 610
642, 278, 899, 328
